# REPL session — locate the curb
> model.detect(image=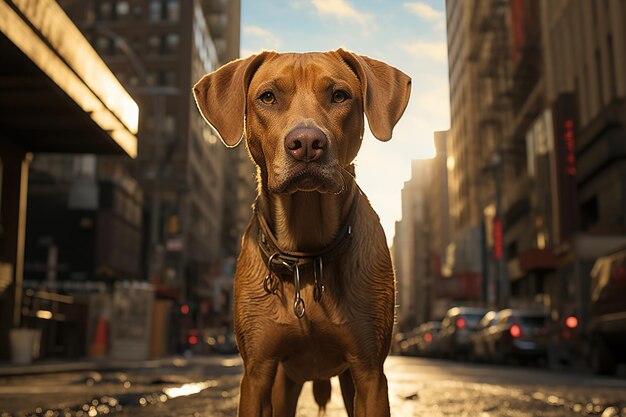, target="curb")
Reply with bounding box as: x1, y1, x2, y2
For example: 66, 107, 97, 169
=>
0, 357, 191, 377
